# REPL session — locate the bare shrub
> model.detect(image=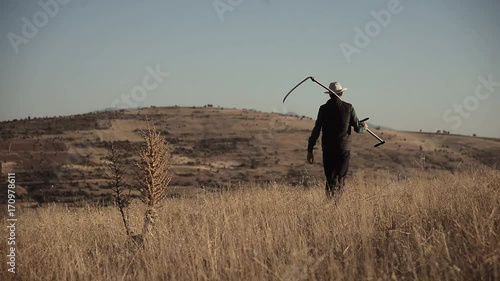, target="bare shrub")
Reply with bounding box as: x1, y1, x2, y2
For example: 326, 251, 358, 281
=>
135, 119, 173, 238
